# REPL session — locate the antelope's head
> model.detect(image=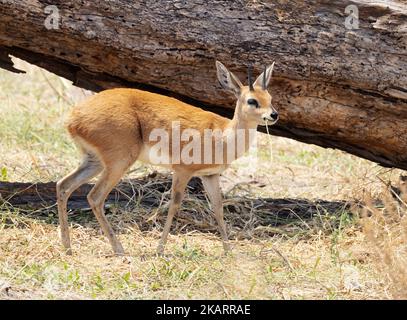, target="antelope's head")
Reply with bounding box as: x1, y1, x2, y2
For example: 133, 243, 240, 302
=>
216, 61, 278, 126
